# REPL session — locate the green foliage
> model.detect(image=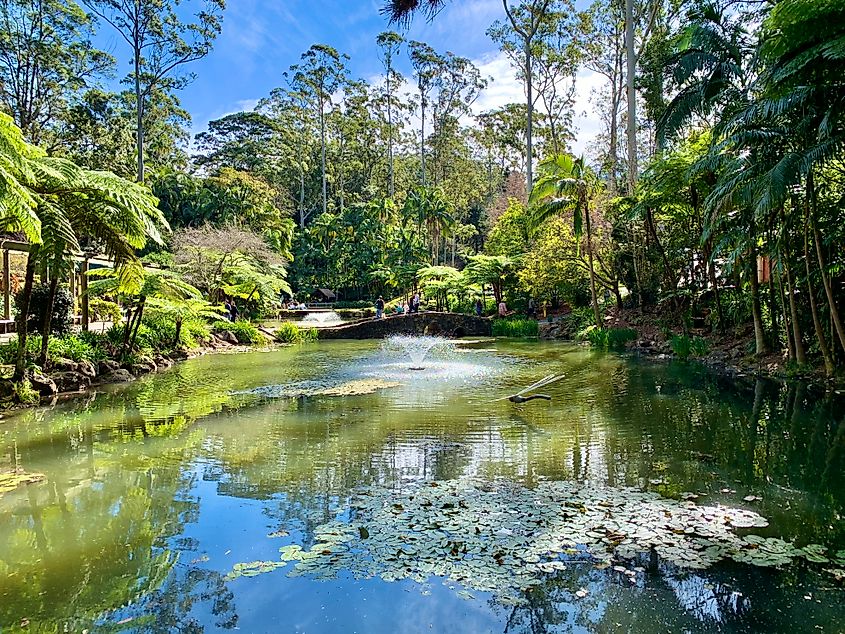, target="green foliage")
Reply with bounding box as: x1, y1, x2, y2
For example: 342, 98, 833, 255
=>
49, 333, 107, 362
274, 321, 318, 344
332, 301, 371, 309
14, 283, 74, 335
581, 326, 637, 350
212, 320, 262, 345
671, 335, 709, 361
0, 332, 107, 365
88, 298, 122, 323
492, 318, 539, 338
